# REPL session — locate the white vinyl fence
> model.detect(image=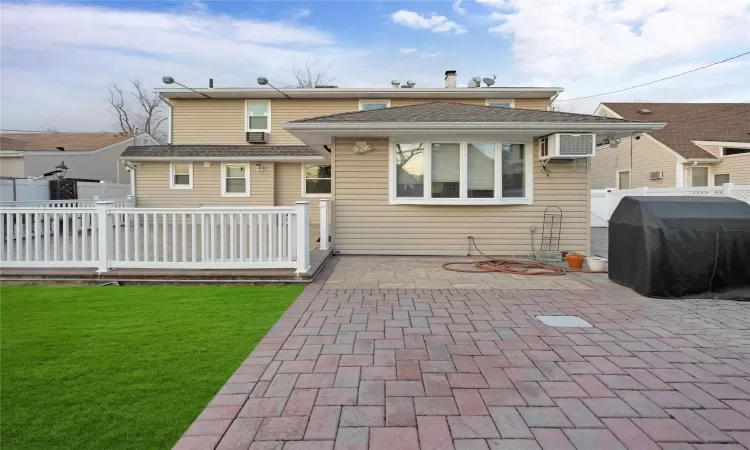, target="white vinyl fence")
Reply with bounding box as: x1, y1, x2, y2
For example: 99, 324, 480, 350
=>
1, 201, 316, 273
591, 183, 750, 227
